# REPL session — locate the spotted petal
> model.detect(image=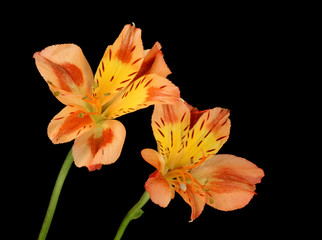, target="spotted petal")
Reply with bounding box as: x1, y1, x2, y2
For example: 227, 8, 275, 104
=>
151, 100, 191, 170
175, 183, 206, 222
33, 44, 93, 106
102, 74, 180, 119
191, 154, 264, 211
72, 120, 126, 171
135, 42, 171, 79
92, 24, 144, 103
178, 107, 231, 168
48, 105, 95, 144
